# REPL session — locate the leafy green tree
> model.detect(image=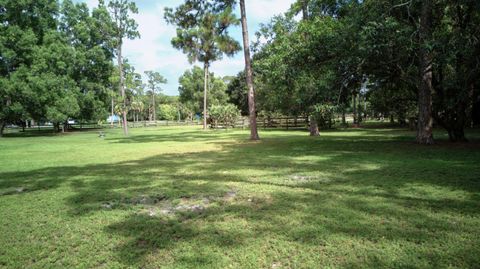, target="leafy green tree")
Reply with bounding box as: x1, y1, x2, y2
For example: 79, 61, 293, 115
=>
431, 1, 480, 142
253, 14, 345, 135
0, 0, 58, 136
28, 30, 82, 132
226, 72, 248, 115
357, 1, 479, 142
60, 0, 115, 125
165, 0, 241, 129
178, 66, 229, 117
107, 0, 140, 136
0, 0, 122, 135
158, 104, 177, 121
144, 71, 167, 122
